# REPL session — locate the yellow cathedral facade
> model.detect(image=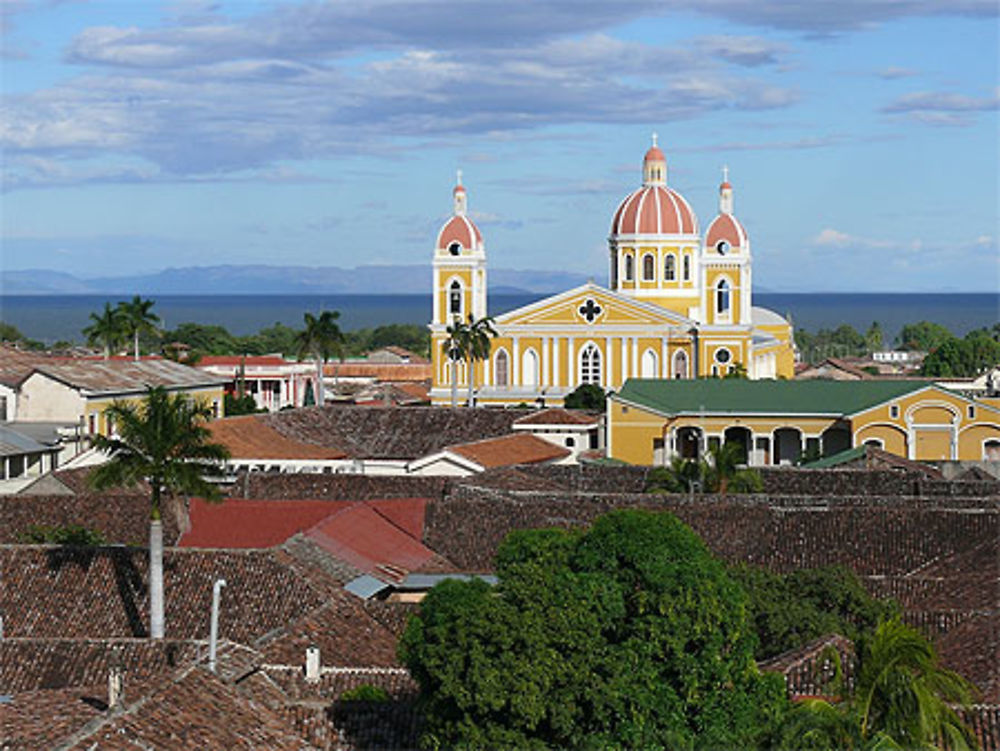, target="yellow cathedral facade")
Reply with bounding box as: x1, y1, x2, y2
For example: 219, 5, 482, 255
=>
430, 139, 796, 406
